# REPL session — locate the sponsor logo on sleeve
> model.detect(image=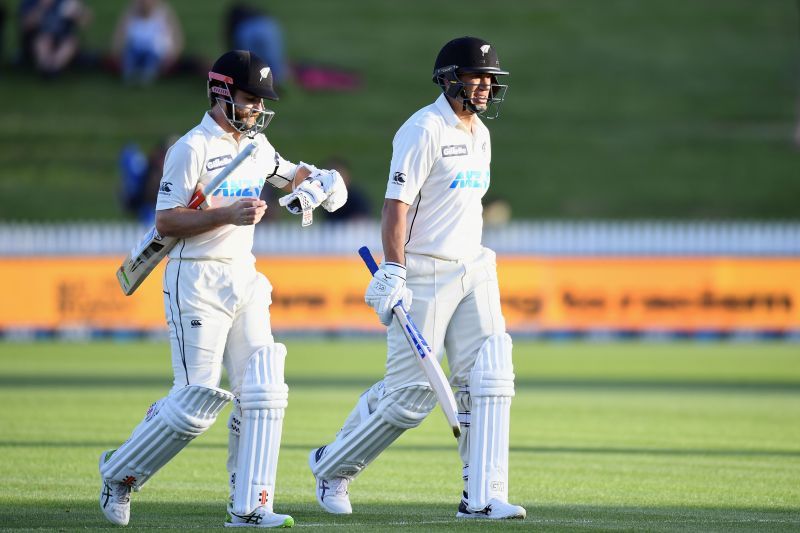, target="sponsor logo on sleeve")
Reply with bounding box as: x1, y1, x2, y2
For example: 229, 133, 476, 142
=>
391, 171, 406, 185
158, 181, 172, 194
442, 144, 469, 158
